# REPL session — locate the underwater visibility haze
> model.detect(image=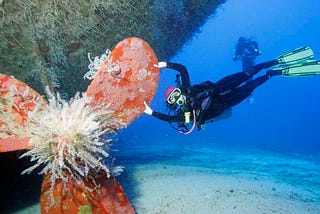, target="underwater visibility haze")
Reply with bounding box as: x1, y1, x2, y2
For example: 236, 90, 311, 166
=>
118, 0, 320, 213
1, 0, 320, 213
126, 0, 320, 155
